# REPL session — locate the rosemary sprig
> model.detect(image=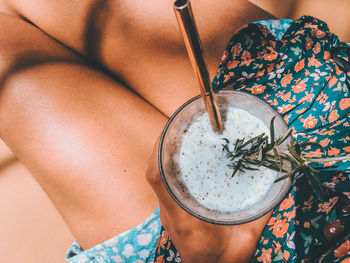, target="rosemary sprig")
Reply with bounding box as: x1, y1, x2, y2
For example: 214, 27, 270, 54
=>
222, 116, 350, 202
